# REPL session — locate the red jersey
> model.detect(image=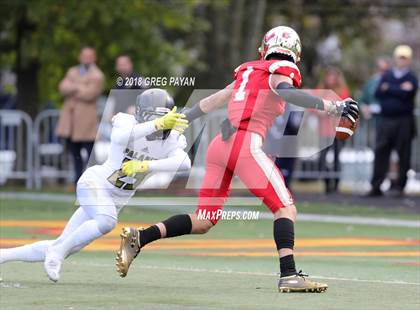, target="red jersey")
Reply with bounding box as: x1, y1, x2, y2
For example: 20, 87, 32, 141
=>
228, 59, 302, 138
